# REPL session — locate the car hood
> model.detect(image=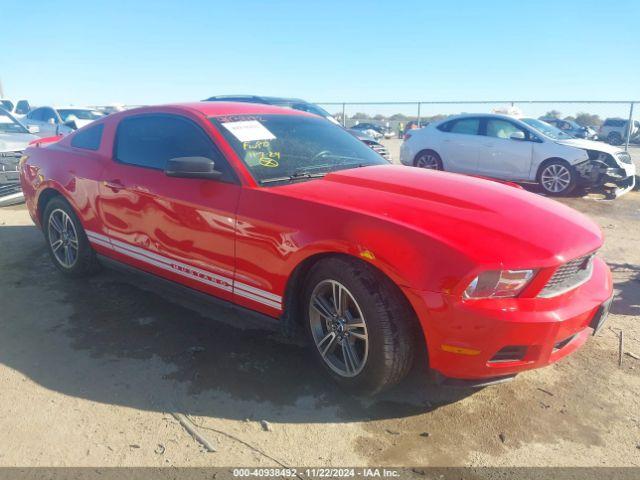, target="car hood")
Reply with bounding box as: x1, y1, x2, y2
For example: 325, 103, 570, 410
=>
0, 132, 38, 152
555, 137, 622, 155
275, 165, 603, 267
